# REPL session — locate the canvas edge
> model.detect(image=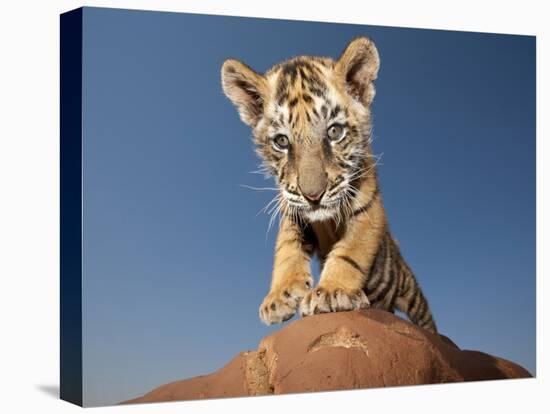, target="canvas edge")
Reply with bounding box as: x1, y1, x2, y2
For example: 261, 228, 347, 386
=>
60, 7, 83, 407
